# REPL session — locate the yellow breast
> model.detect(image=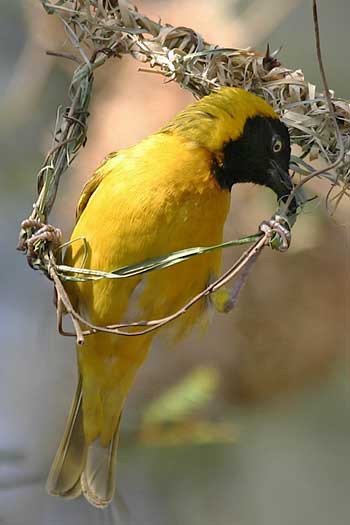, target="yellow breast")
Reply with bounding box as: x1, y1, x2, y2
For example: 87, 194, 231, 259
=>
66, 132, 231, 333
